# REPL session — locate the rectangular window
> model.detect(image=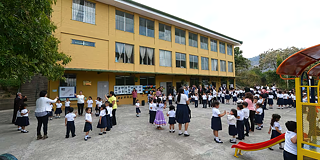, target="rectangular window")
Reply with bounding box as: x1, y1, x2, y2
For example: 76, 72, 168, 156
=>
190, 78, 199, 86
228, 62, 233, 72
200, 36, 208, 50
176, 52, 186, 68
139, 17, 154, 37
220, 60, 226, 72
159, 23, 171, 41
140, 46, 154, 65
115, 10, 134, 33
219, 42, 226, 54
72, 39, 95, 47
210, 39, 218, 52
175, 28, 186, 45
72, 0, 95, 24
189, 55, 198, 69
159, 50, 172, 67
189, 32, 198, 47
60, 74, 77, 86
227, 44, 233, 55
211, 59, 218, 71
115, 42, 134, 63
140, 77, 155, 85
201, 57, 209, 70
115, 76, 134, 85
